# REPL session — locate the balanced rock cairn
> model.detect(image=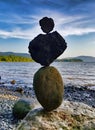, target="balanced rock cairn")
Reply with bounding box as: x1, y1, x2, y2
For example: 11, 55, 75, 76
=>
28, 17, 67, 111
